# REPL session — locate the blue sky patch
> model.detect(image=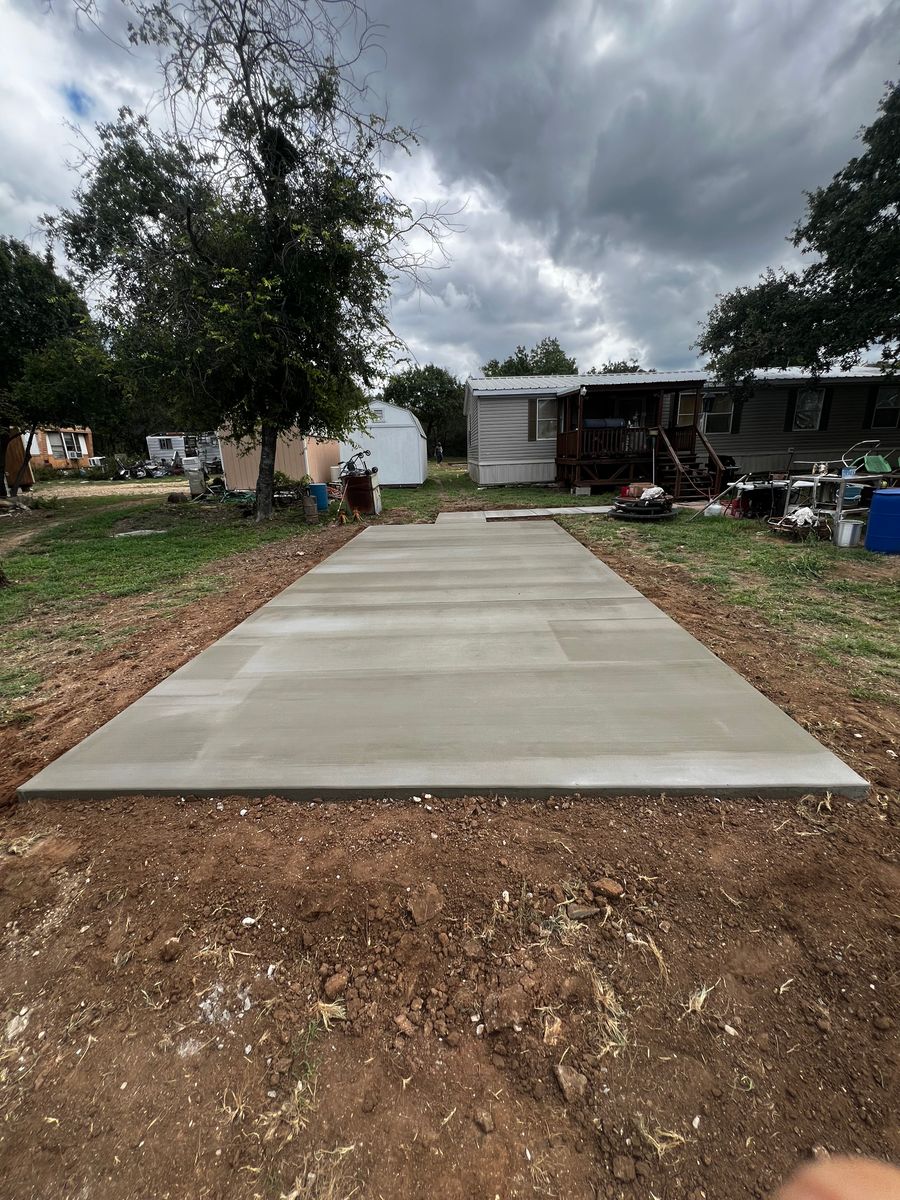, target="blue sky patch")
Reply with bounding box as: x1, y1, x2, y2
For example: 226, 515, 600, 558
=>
61, 84, 92, 118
